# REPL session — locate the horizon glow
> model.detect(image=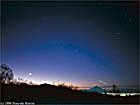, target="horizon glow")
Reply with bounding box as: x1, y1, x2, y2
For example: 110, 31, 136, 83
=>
2, 2, 139, 88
